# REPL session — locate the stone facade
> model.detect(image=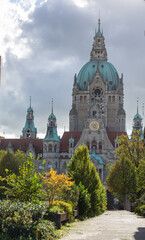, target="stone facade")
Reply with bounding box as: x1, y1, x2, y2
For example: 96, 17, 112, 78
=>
0, 19, 127, 185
